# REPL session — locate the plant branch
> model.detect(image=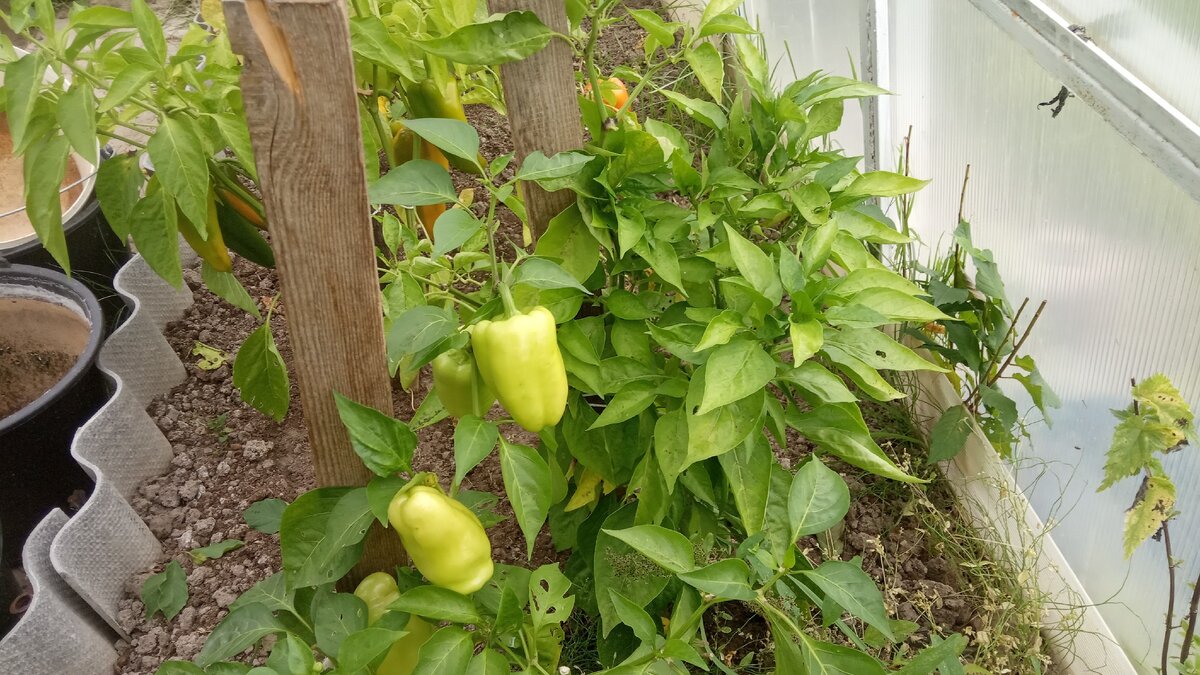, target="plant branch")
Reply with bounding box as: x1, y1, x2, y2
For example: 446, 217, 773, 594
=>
1181, 569, 1200, 662
1164, 521, 1178, 675
957, 164, 971, 223
582, 6, 609, 140
963, 297, 1029, 409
